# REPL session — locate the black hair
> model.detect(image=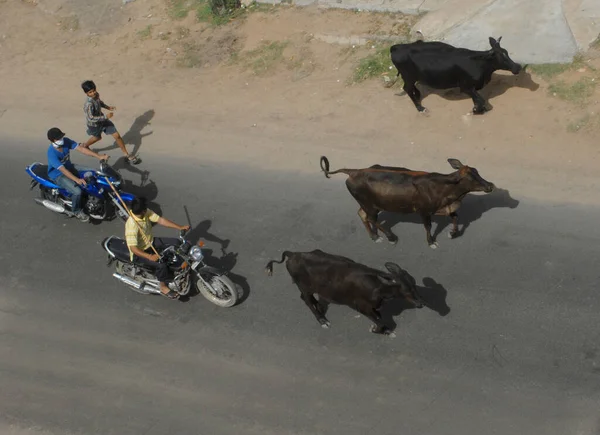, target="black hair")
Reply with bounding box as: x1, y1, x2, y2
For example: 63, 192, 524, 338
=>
130, 197, 148, 216
81, 80, 96, 93
47, 127, 65, 142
